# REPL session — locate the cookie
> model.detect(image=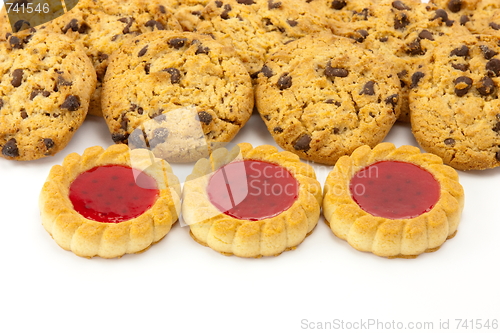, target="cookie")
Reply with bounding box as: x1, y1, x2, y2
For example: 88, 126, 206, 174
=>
182, 143, 322, 258
164, 0, 210, 31
0, 29, 96, 161
255, 33, 401, 165
101, 31, 254, 162
194, 0, 332, 77
410, 34, 500, 170
44, 0, 181, 117
323, 143, 464, 258
310, 0, 471, 122
39, 144, 181, 258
